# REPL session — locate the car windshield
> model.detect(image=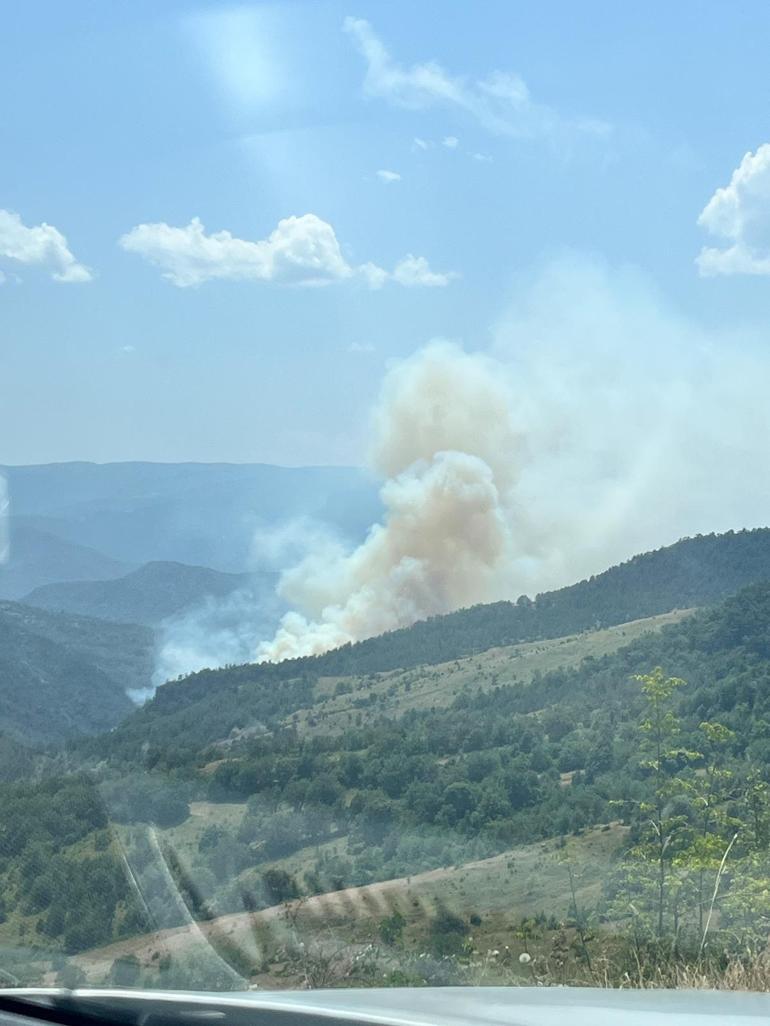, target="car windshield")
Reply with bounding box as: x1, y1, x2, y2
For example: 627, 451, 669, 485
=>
3, 0, 770, 997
